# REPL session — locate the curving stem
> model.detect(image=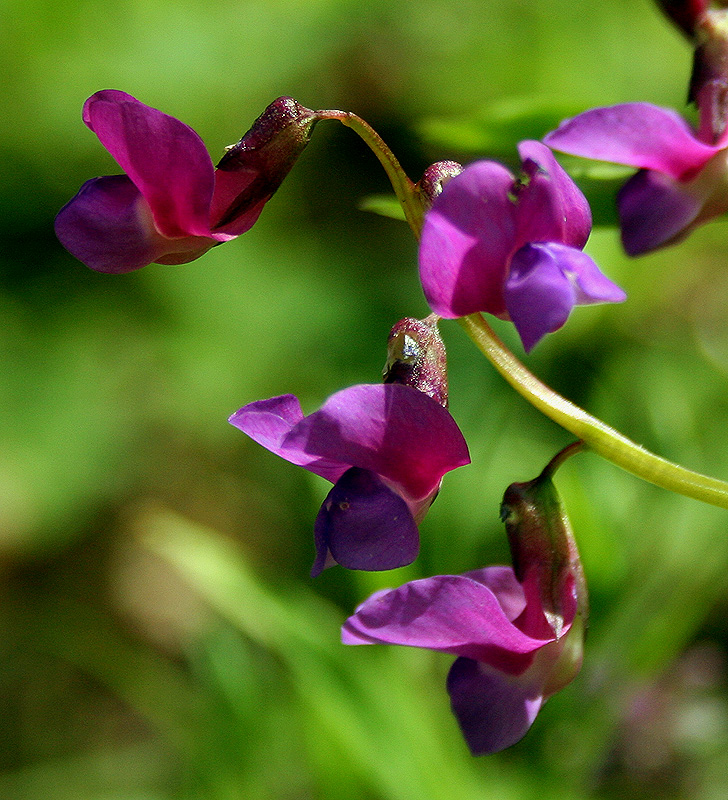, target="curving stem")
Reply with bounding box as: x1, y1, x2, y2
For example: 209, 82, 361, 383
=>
315, 109, 425, 237
460, 312, 728, 510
